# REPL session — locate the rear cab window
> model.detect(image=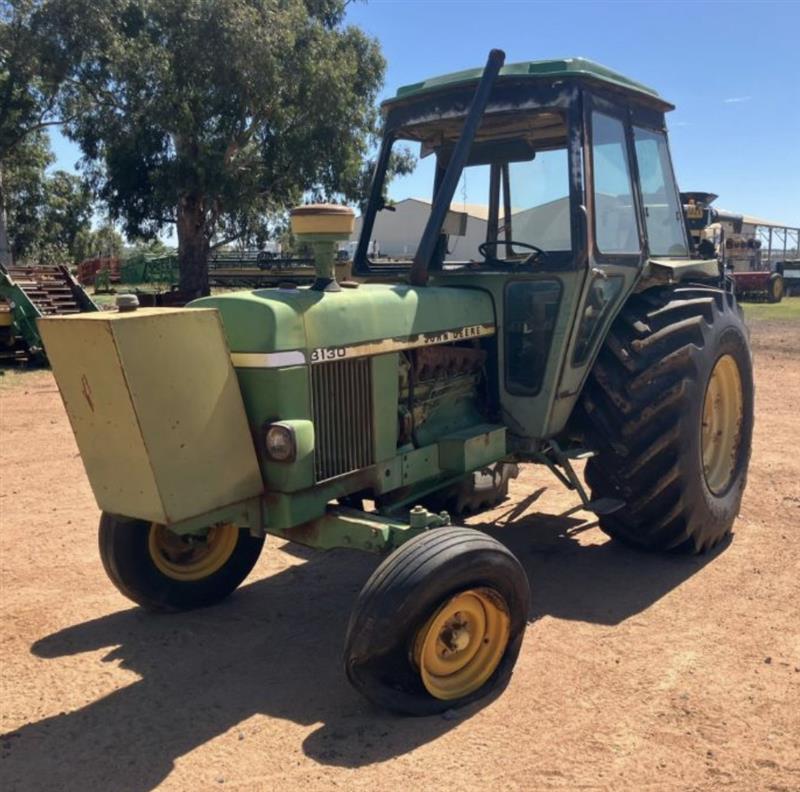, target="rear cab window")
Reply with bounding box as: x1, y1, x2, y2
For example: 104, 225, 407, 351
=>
633, 127, 689, 257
